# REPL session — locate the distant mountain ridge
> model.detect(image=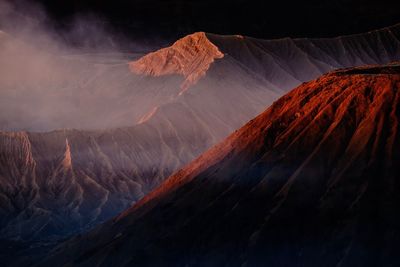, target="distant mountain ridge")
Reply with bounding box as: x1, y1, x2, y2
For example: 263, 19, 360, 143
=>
129, 23, 400, 94
207, 23, 400, 89
1, 24, 400, 131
